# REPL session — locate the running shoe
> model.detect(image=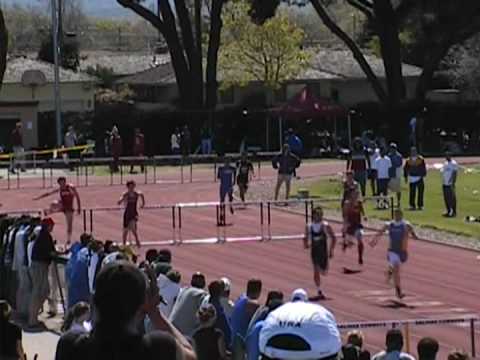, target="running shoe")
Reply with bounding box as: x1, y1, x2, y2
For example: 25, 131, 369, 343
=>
395, 286, 405, 299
